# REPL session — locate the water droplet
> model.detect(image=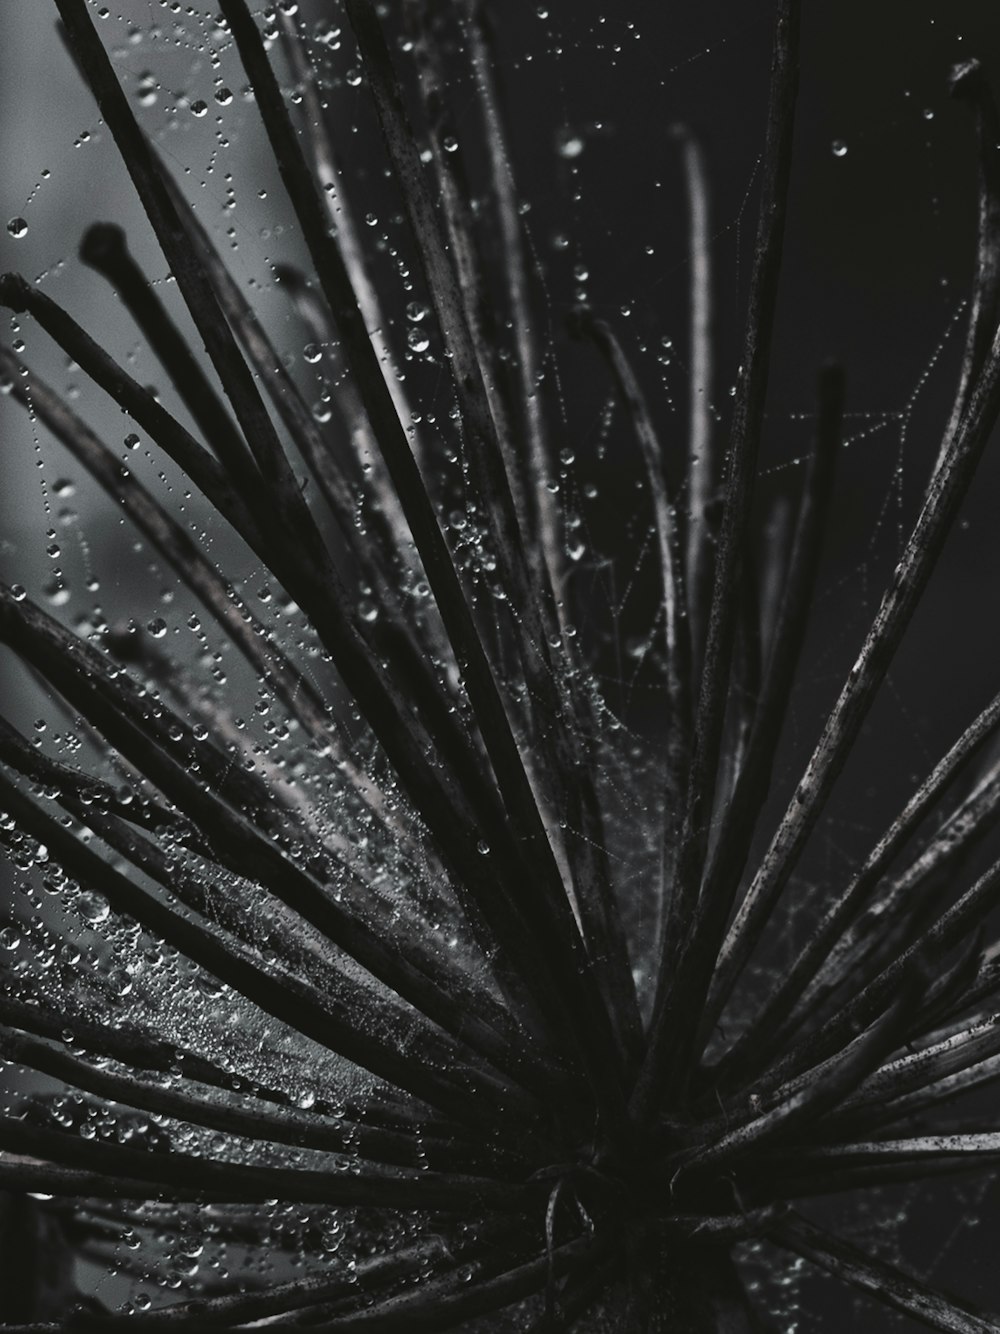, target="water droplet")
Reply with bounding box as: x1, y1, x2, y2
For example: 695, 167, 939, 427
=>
215, 87, 233, 106
44, 579, 70, 607
108, 966, 133, 996
7, 217, 27, 239
303, 342, 323, 364
191, 99, 208, 118
407, 327, 430, 353
0, 927, 20, 951
124, 433, 140, 450
358, 599, 379, 623
831, 139, 848, 158
557, 132, 584, 159
79, 893, 110, 924
346, 68, 362, 88
477, 839, 490, 856
147, 617, 167, 639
